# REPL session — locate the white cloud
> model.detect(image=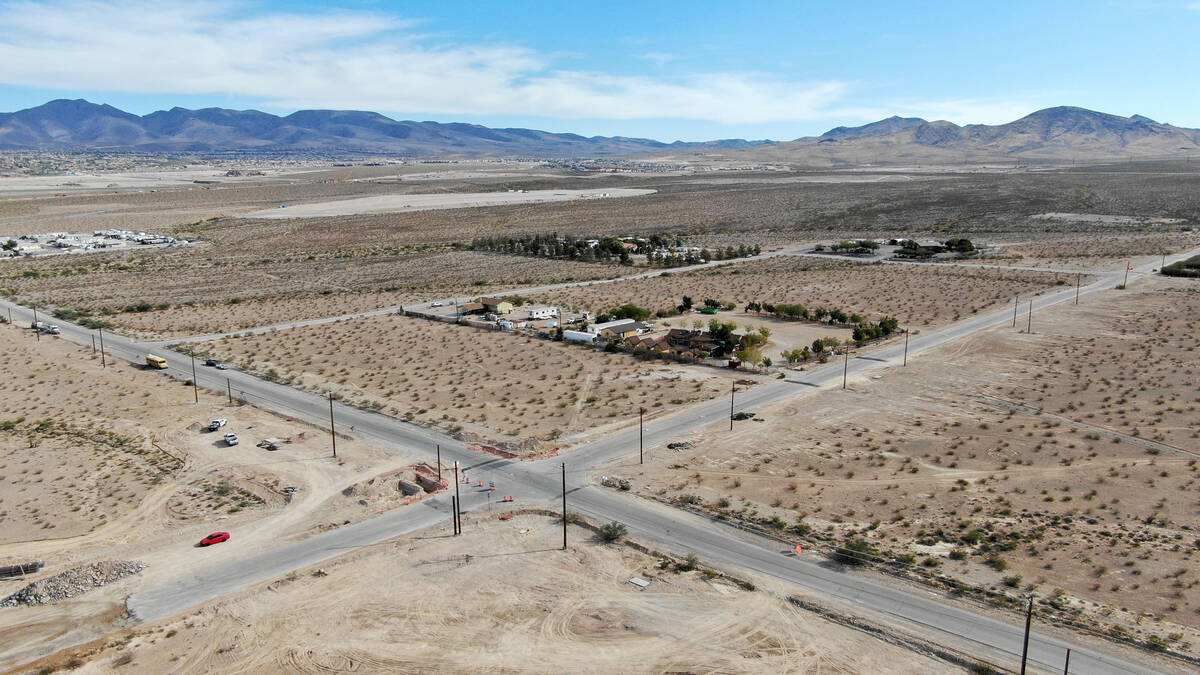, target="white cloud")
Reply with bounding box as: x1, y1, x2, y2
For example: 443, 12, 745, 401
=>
0, 1, 850, 124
